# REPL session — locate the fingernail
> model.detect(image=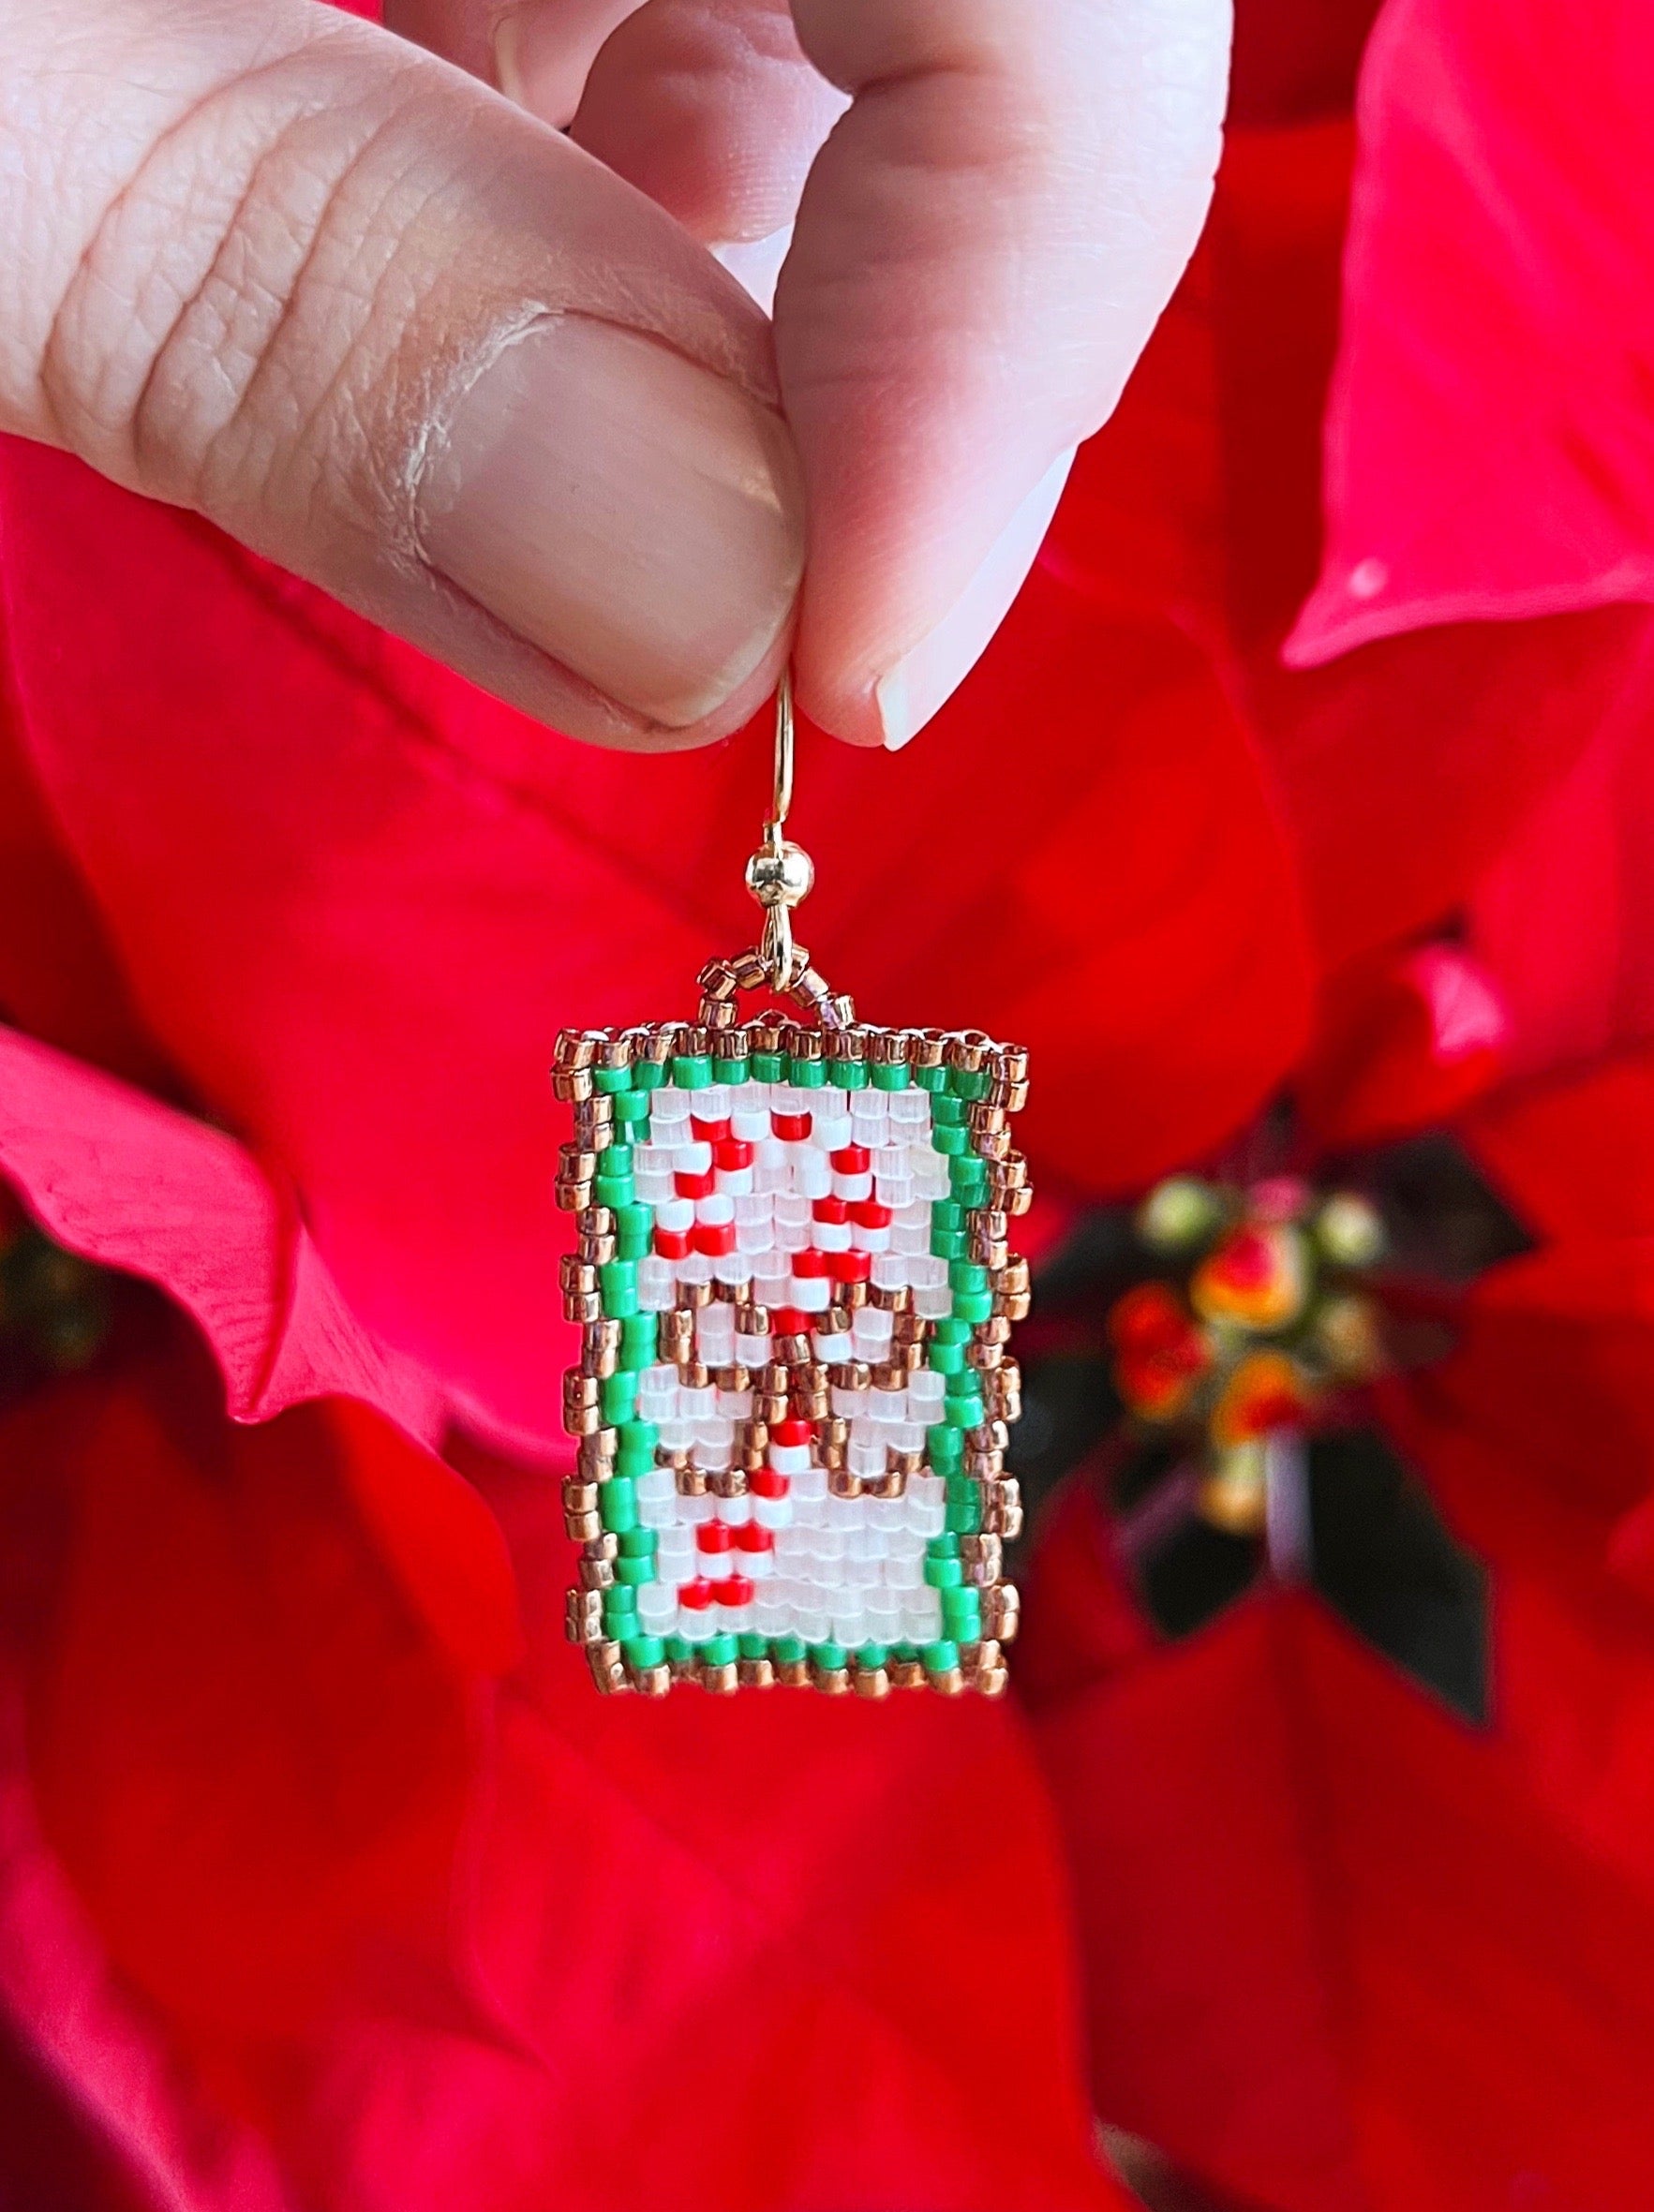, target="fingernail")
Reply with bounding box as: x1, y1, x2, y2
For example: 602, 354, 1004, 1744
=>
711, 228, 794, 316
874, 450, 1077, 750
421, 318, 803, 727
